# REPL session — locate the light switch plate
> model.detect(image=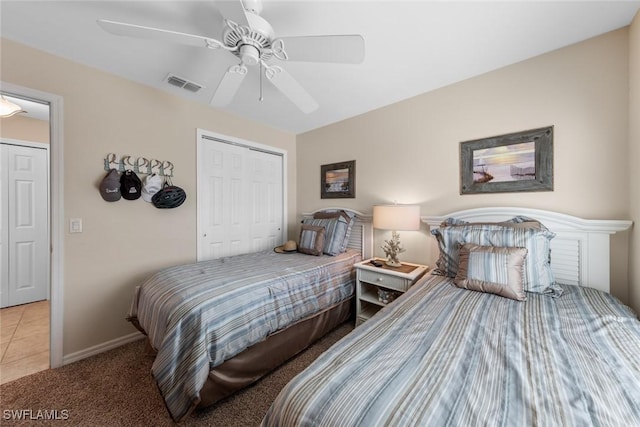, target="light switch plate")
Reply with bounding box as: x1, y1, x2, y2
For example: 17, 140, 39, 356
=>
69, 218, 83, 233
